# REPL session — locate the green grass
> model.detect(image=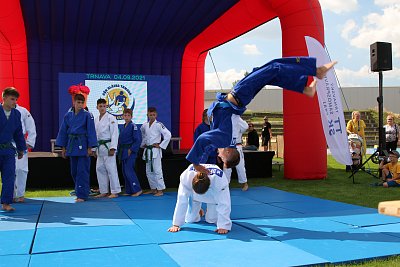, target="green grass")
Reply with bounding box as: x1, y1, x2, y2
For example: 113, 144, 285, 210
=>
3, 155, 400, 266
